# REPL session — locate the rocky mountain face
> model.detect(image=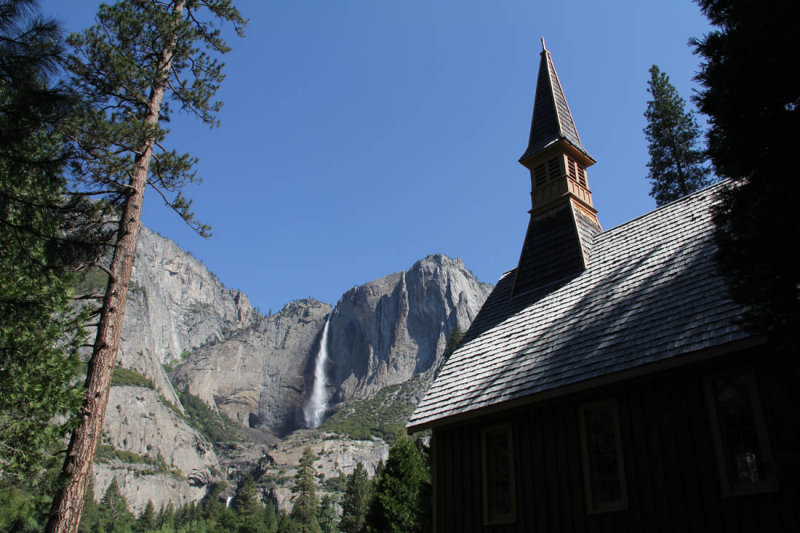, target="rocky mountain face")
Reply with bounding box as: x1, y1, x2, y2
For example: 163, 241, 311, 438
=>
95, 386, 219, 513
117, 227, 256, 406
328, 254, 493, 400
171, 254, 492, 437
172, 299, 332, 435
95, 228, 257, 512
99, 229, 491, 513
